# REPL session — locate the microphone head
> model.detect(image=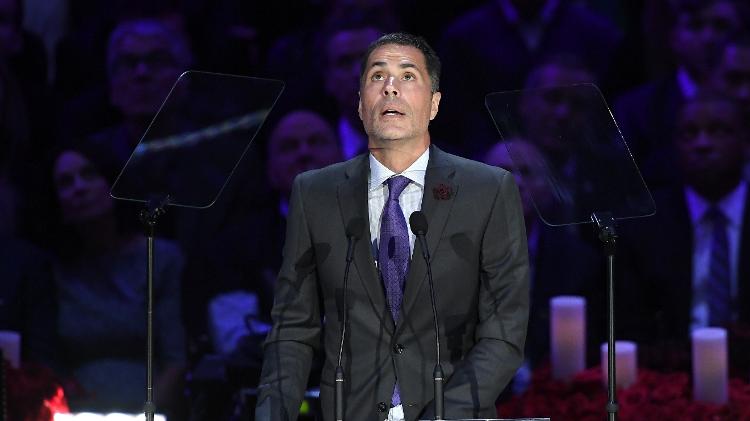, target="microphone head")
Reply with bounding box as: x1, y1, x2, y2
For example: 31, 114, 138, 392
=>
346, 217, 366, 239
409, 211, 429, 235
